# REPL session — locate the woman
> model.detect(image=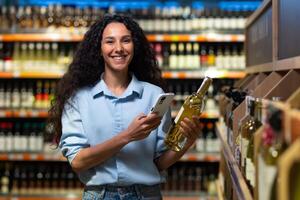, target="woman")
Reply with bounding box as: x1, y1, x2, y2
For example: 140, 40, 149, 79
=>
49, 14, 202, 200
